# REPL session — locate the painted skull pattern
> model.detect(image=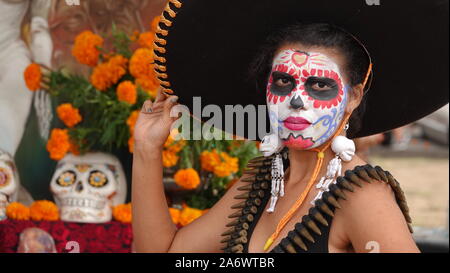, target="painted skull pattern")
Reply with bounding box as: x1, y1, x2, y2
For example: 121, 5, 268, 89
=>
50, 152, 127, 223
266, 48, 348, 150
